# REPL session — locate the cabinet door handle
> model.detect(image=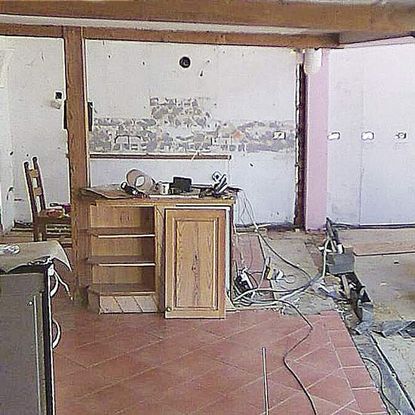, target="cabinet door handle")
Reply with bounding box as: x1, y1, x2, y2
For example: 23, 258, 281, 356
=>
49, 274, 59, 298
51, 319, 61, 349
